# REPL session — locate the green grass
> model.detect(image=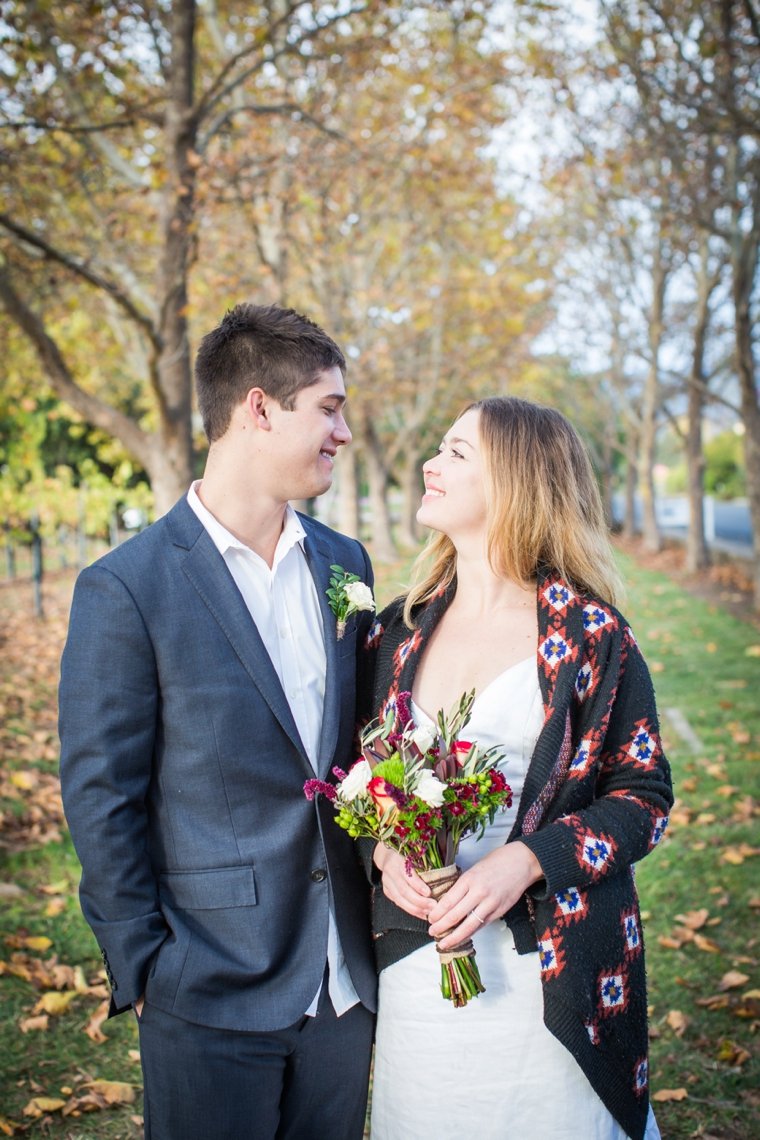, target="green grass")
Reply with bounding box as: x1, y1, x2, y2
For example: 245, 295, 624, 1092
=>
1, 552, 759, 1138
